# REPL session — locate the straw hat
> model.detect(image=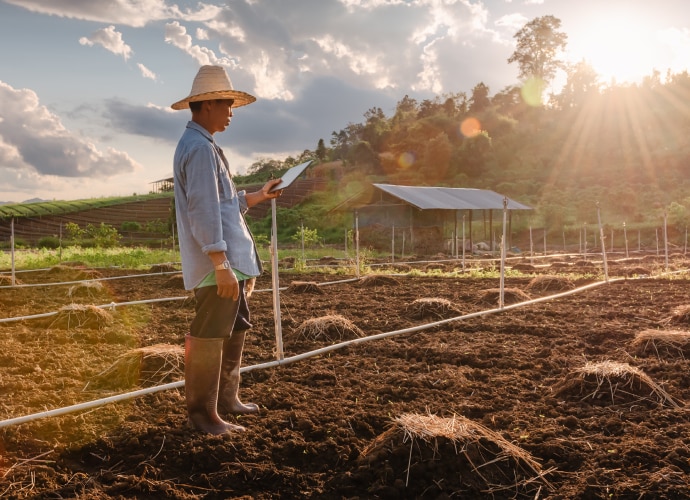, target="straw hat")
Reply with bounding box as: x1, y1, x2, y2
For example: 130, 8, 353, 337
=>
171, 65, 256, 110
